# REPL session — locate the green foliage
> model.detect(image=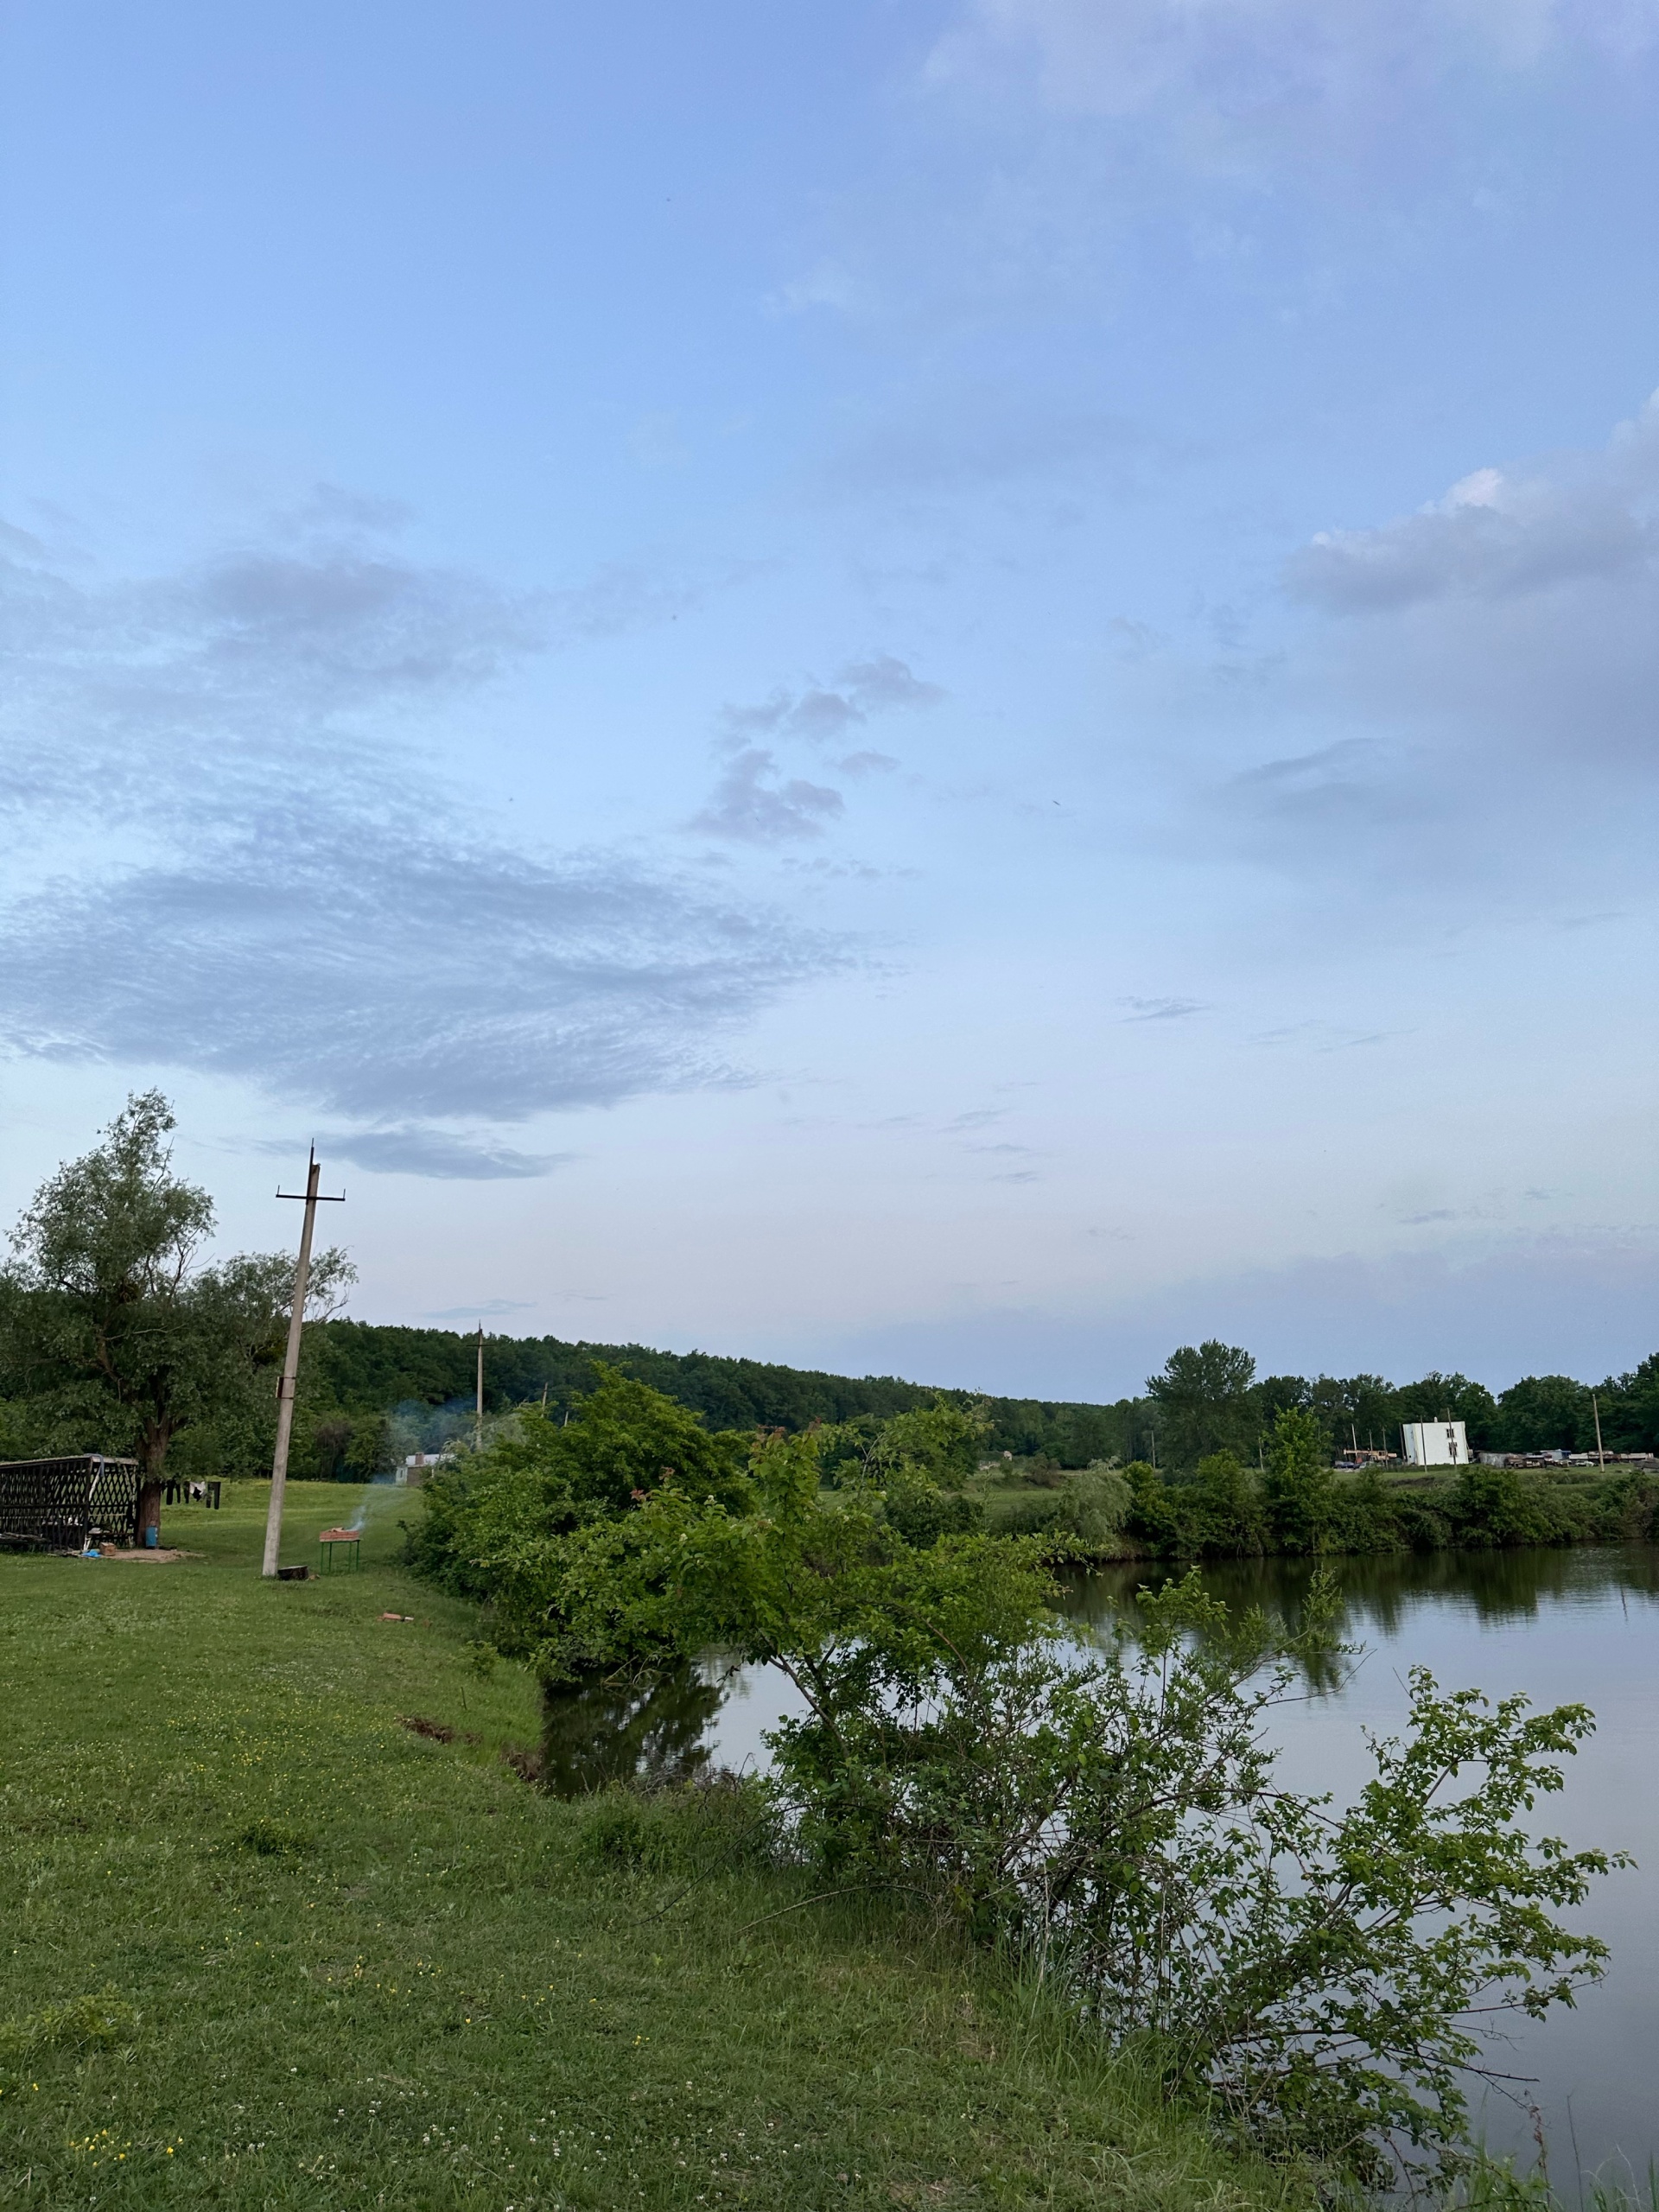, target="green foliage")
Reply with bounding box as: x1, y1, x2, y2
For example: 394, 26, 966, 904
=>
1496, 1374, 1594, 1453
415, 1380, 1053, 1705
570, 1774, 773, 1878
1262, 1408, 1337, 1553
862, 1394, 990, 1486
405, 1363, 753, 1636
1592, 1466, 1659, 1541
1304, 1371, 1397, 1454
417, 1384, 1624, 2182
879, 1468, 986, 1548
1122, 1459, 1184, 1548
294, 1316, 1154, 1469
1329, 1467, 1403, 1551
1449, 1464, 1548, 1546
989, 1434, 1654, 1565
1593, 1351, 1659, 1454
0, 1091, 351, 1496
759, 1568, 1618, 2183
1147, 1340, 1259, 1471
1189, 1450, 1264, 1554
1059, 1465, 1133, 1546
267, 1317, 1659, 1513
